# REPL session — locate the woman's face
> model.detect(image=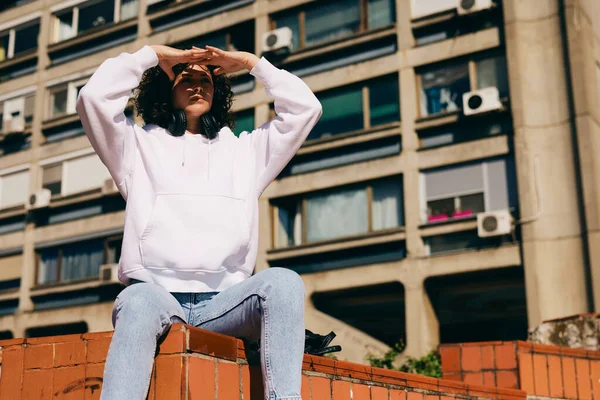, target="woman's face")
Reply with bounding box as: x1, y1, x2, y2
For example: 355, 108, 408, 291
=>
171, 64, 214, 117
